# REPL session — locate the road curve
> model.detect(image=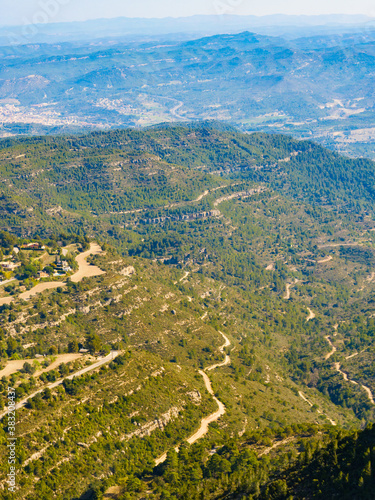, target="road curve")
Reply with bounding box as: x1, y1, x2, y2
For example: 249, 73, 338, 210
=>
206, 331, 231, 371
306, 307, 316, 322
298, 391, 336, 426
186, 370, 225, 444
325, 336, 337, 360
70, 243, 105, 283
333, 362, 375, 405
155, 332, 231, 465
326, 332, 375, 405
0, 351, 120, 421
2, 243, 105, 303
284, 279, 299, 300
